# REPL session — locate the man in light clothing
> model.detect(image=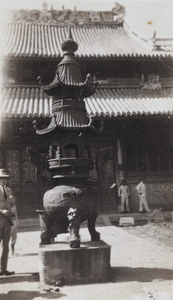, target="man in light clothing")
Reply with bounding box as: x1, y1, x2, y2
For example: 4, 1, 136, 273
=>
118, 178, 130, 213
136, 177, 150, 213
